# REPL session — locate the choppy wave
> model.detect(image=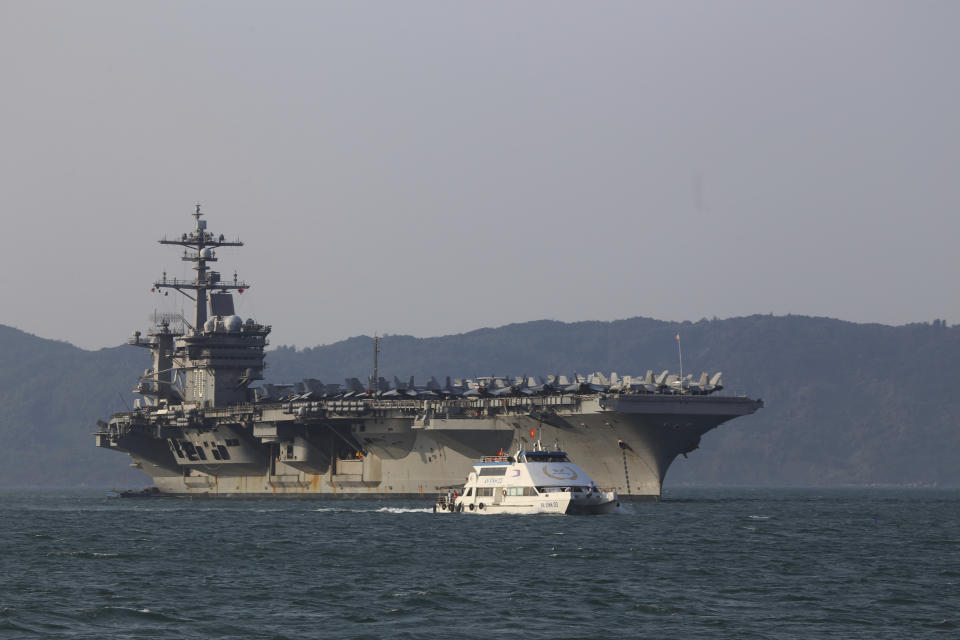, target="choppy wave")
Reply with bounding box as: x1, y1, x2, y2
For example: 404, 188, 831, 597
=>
47, 550, 129, 559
